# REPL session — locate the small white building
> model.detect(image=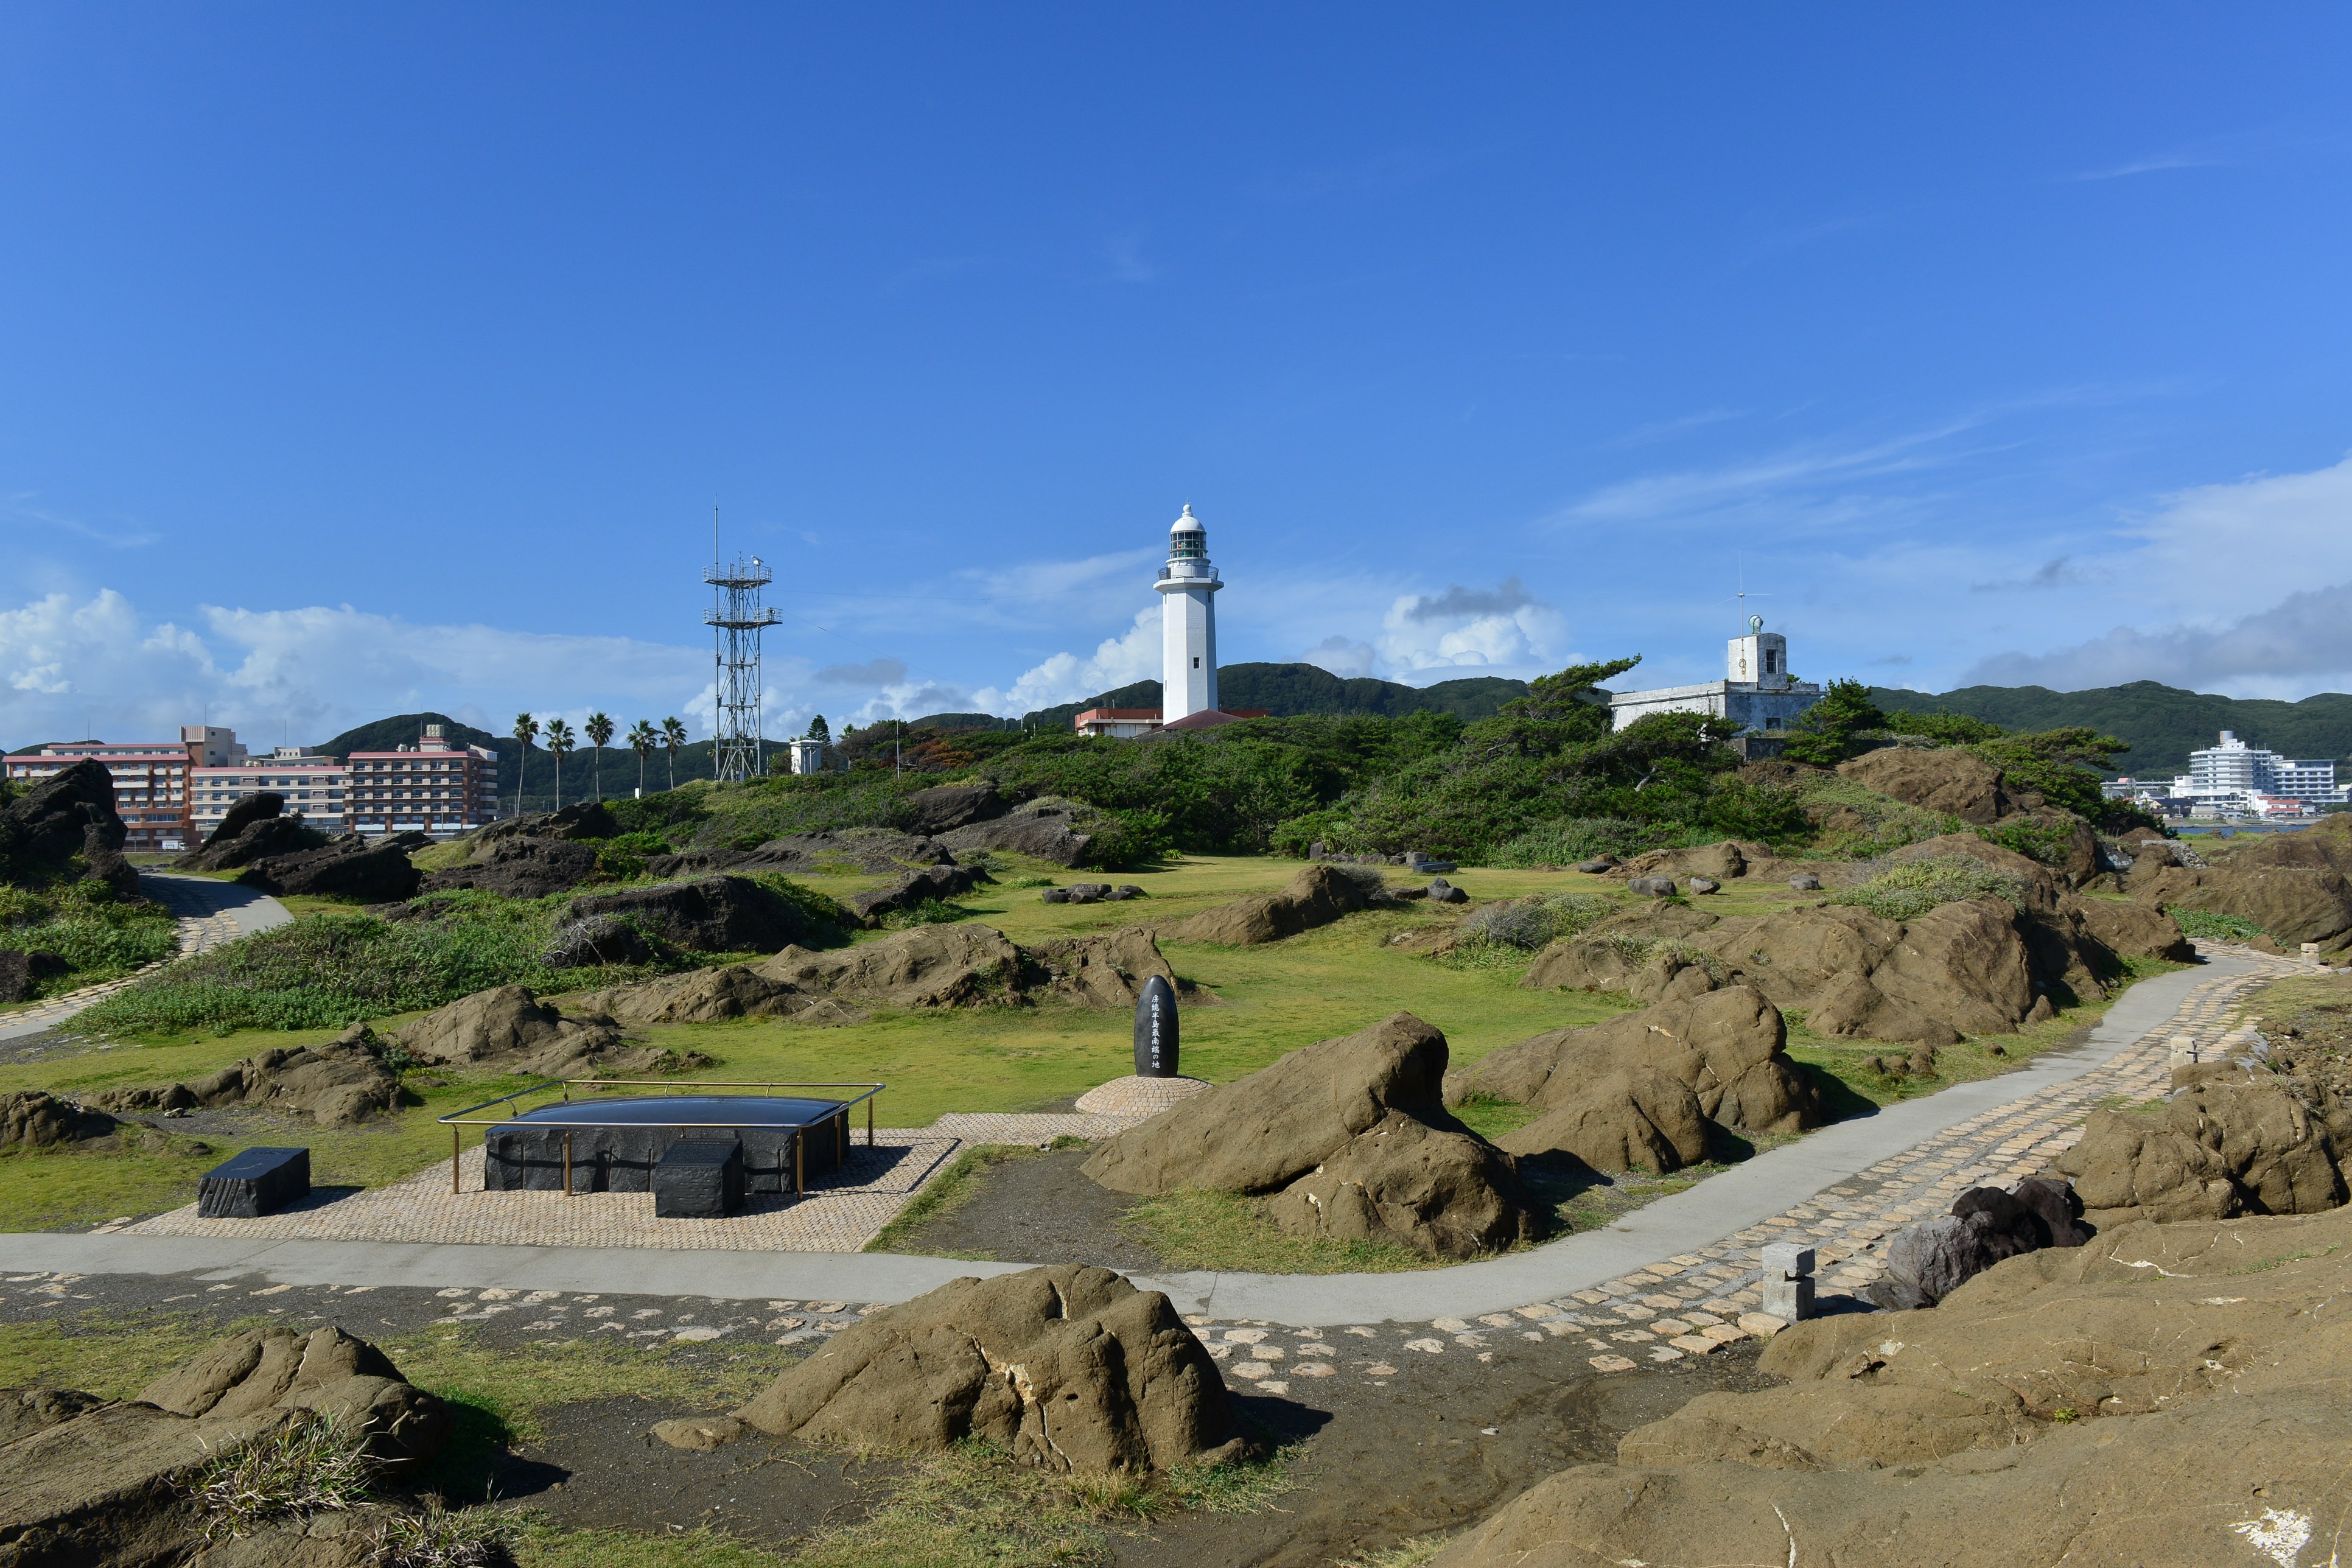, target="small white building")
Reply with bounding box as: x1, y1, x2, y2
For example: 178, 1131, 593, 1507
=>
783, 737, 847, 775
1607, 617, 1823, 736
